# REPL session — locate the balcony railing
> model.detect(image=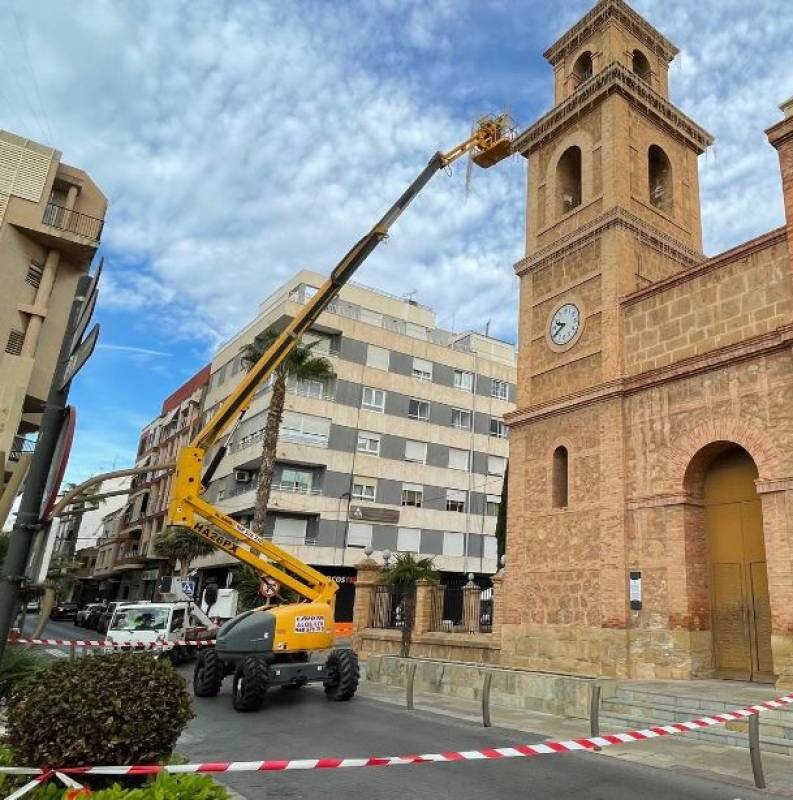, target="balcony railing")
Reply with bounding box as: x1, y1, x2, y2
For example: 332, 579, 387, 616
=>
226, 481, 322, 499
42, 202, 104, 242
8, 435, 37, 462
